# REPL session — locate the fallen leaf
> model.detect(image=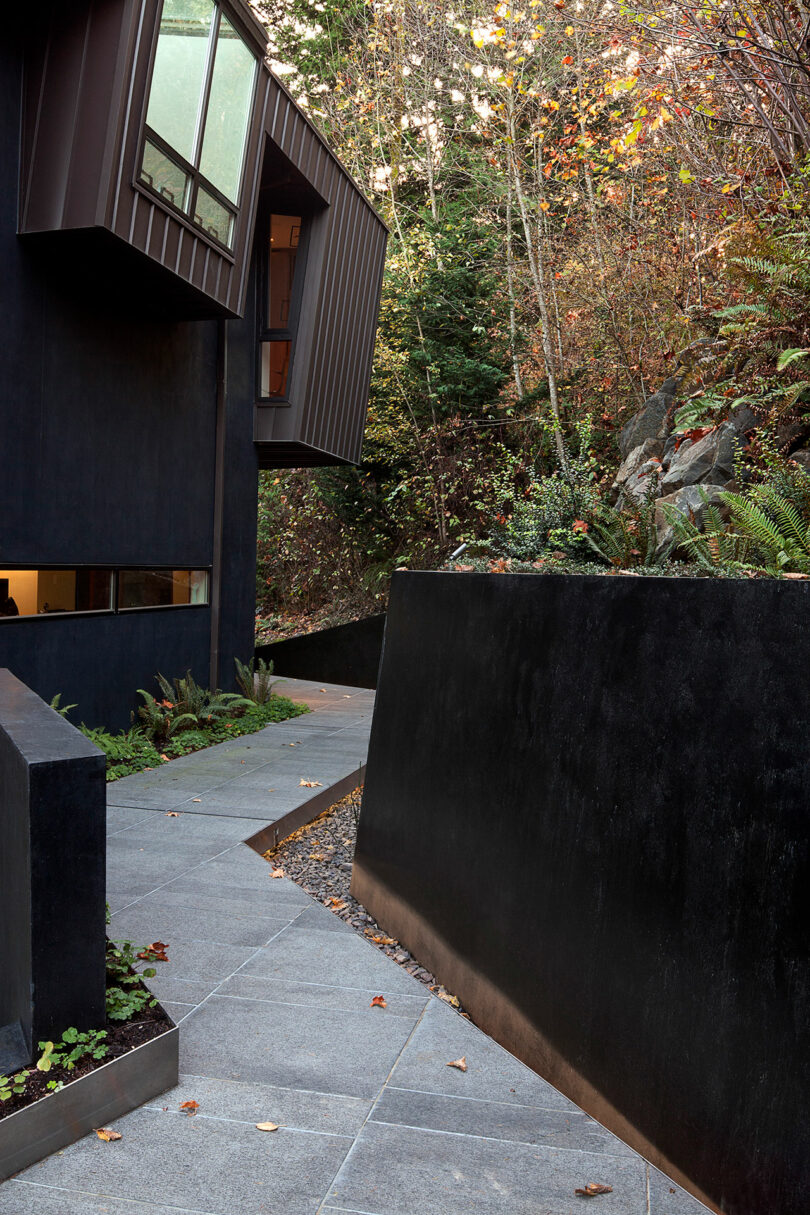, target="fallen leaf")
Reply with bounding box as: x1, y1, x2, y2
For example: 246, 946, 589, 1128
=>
256, 1122, 279, 1132
271, 868, 284, 879
320, 688, 327, 692
783, 572, 809, 580
328, 897, 347, 910
437, 991, 461, 1008
300, 779, 323, 788
192, 798, 202, 803
369, 933, 397, 945
94, 1128, 122, 1141
446, 1057, 467, 1072
179, 1100, 199, 1116
165, 811, 179, 817
370, 995, 387, 1008
138, 941, 169, 962
310, 853, 326, 861
575, 1183, 613, 1198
